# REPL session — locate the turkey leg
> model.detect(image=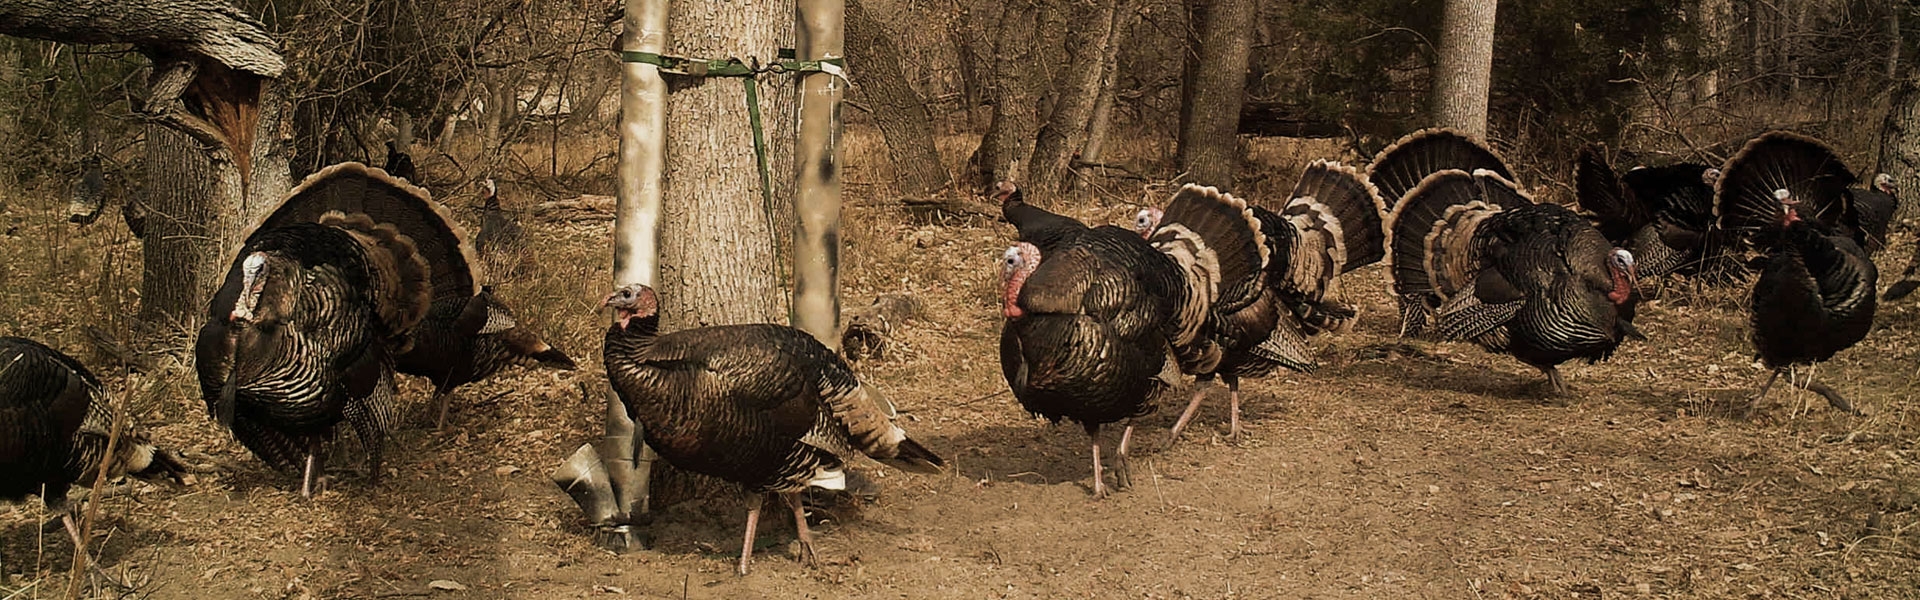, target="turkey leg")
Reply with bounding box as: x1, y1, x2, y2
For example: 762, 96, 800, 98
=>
1167, 379, 1215, 443
1744, 369, 1783, 417
300, 449, 324, 498
738, 494, 765, 575
1543, 366, 1569, 396
1225, 375, 1243, 440
782, 492, 818, 568
432, 388, 456, 430
1114, 422, 1135, 490
1089, 426, 1109, 499
1799, 379, 1863, 416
